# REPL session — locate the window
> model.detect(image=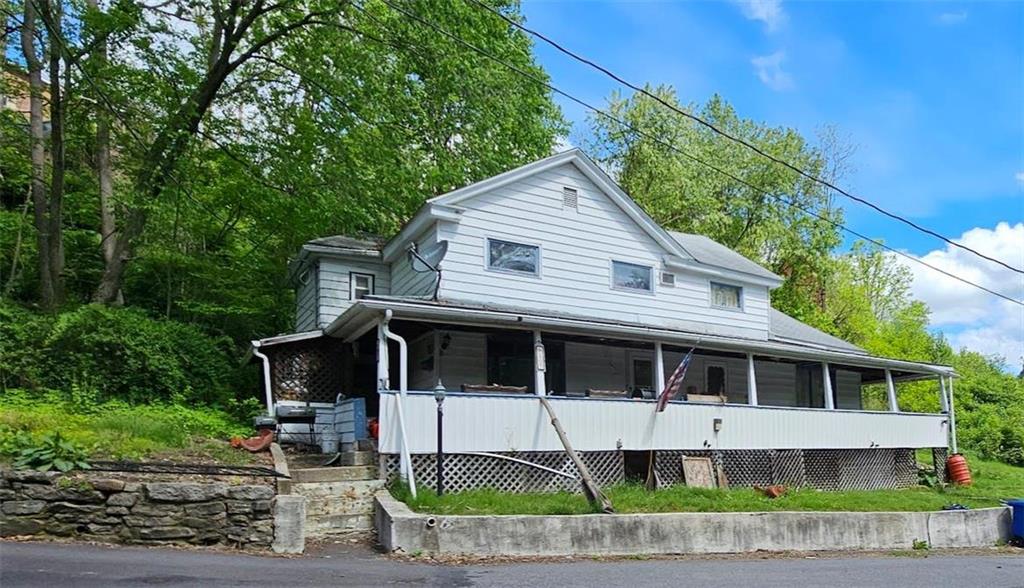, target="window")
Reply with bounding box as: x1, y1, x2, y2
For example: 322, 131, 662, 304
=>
350, 272, 374, 300
612, 261, 653, 292
487, 238, 540, 275
710, 282, 742, 309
